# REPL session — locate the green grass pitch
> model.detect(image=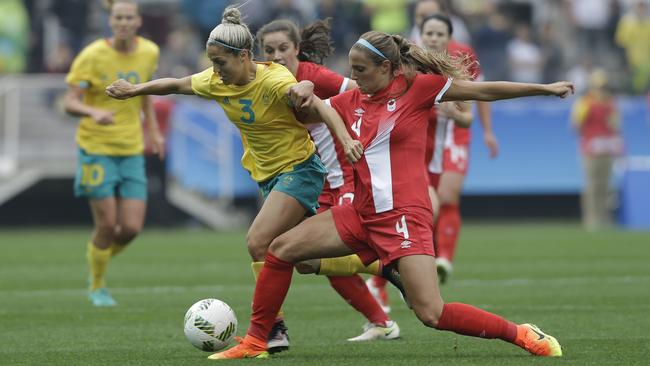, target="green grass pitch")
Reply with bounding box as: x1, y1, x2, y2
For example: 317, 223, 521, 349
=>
1, 223, 649, 365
